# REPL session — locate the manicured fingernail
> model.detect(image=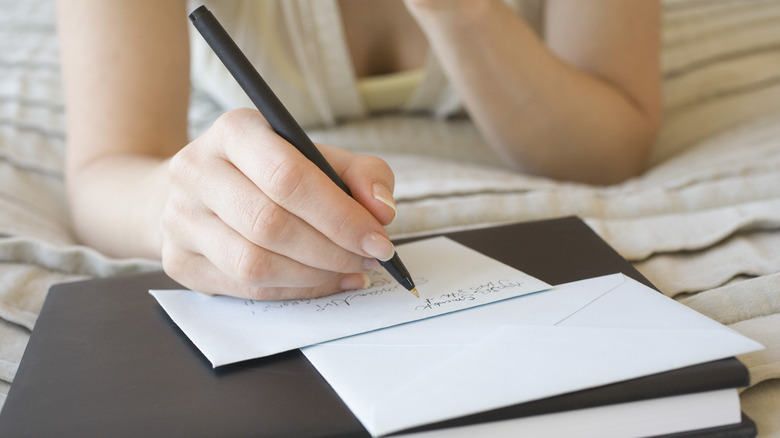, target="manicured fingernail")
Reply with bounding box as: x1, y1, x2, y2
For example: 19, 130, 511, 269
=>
361, 232, 395, 261
340, 273, 372, 291
373, 182, 397, 221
